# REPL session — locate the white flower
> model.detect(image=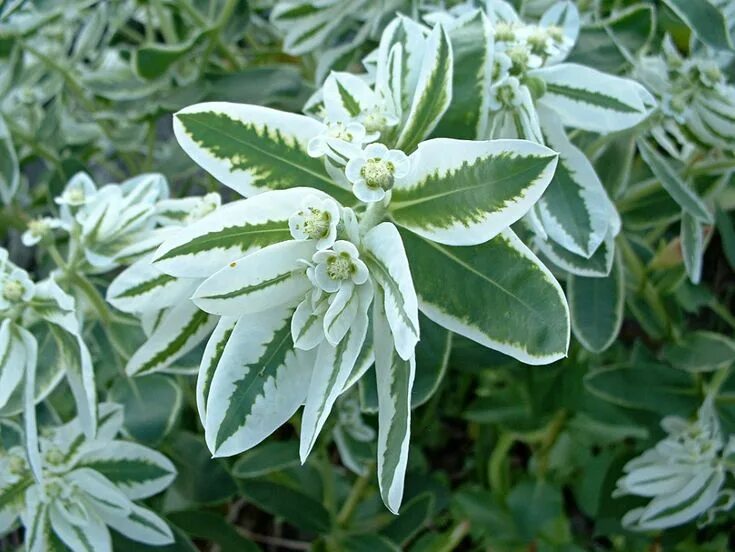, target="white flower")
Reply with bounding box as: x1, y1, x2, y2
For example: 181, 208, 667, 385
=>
55, 171, 96, 207
309, 241, 368, 294
21, 217, 64, 246
344, 143, 410, 203
0, 267, 35, 310
488, 76, 524, 111
187, 192, 221, 223
614, 398, 735, 531
289, 195, 341, 250
307, 121, 373, 163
